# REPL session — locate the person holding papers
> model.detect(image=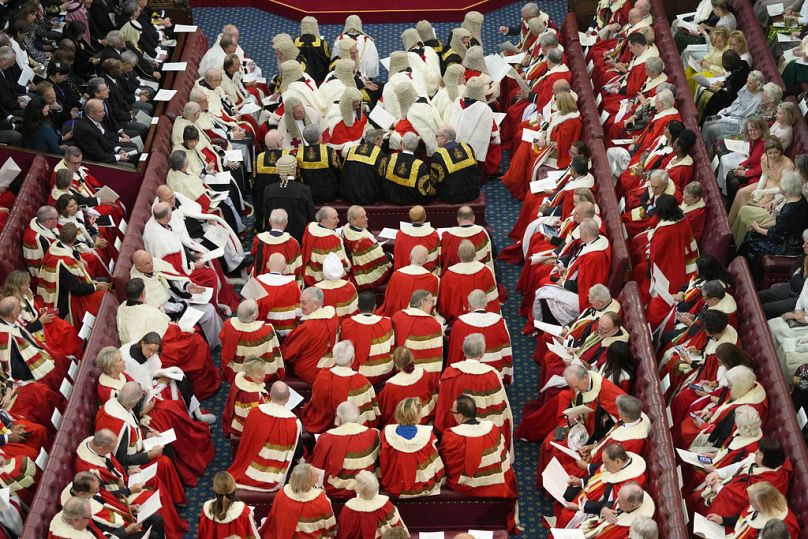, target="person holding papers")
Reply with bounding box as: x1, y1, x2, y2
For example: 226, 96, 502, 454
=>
280, 287, 338, 385
573, 482, 655, 539
219, 299, 283, 384
116, 279, 220, 400
309, 401, 380, 500
94, 382, 187, 505
48, 496, 105, 539
722, 122, 771, 209
54, 194, 114, 280
197, 471, 261, 539
708, 482, 799, 538
392, 206, 441, 273
227, 380, 303, 492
